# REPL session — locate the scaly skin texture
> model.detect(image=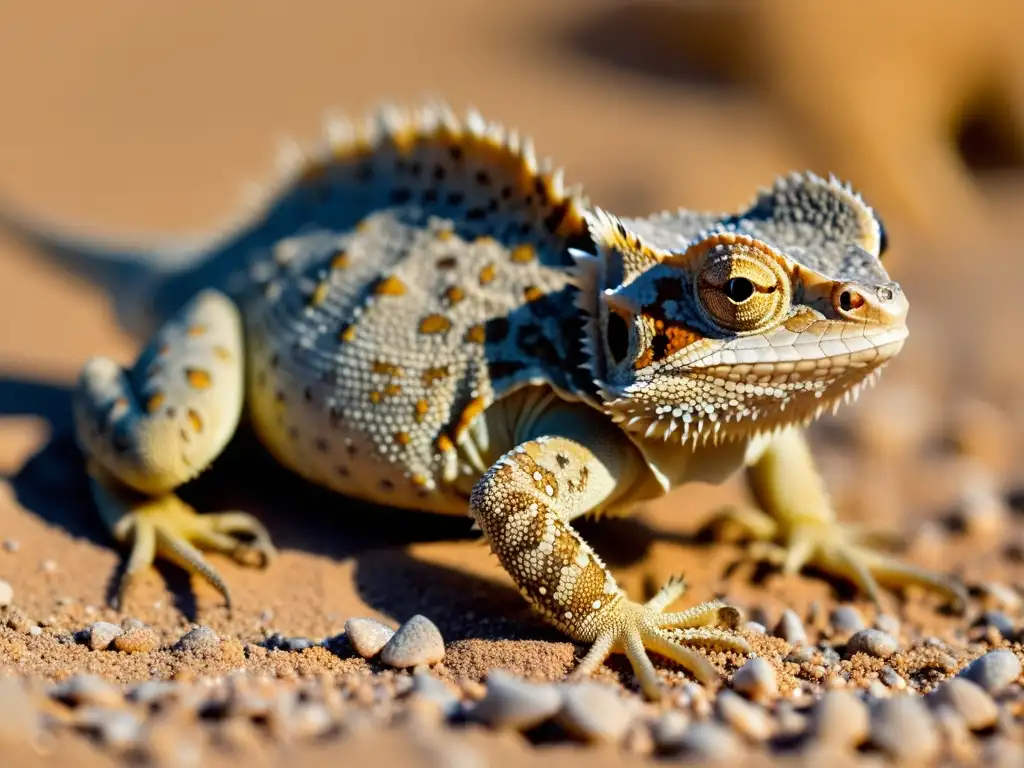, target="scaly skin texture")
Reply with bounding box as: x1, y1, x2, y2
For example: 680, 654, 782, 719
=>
6, 103, 967, 700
